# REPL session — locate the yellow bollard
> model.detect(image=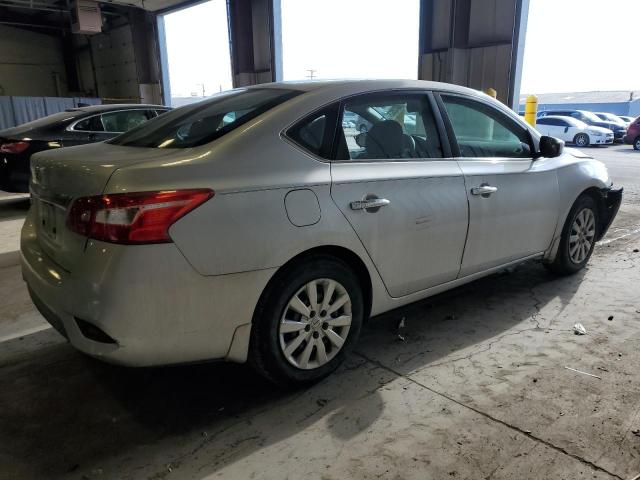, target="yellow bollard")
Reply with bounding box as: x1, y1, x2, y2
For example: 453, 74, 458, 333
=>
525, 95, 538, 127
484, 88, 497, 99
